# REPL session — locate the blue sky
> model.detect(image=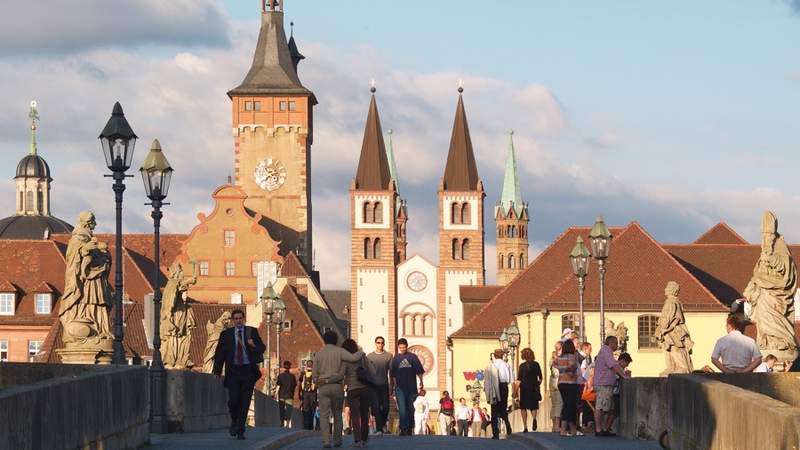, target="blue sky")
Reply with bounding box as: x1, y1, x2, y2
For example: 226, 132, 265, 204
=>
1, 0, 800, 287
